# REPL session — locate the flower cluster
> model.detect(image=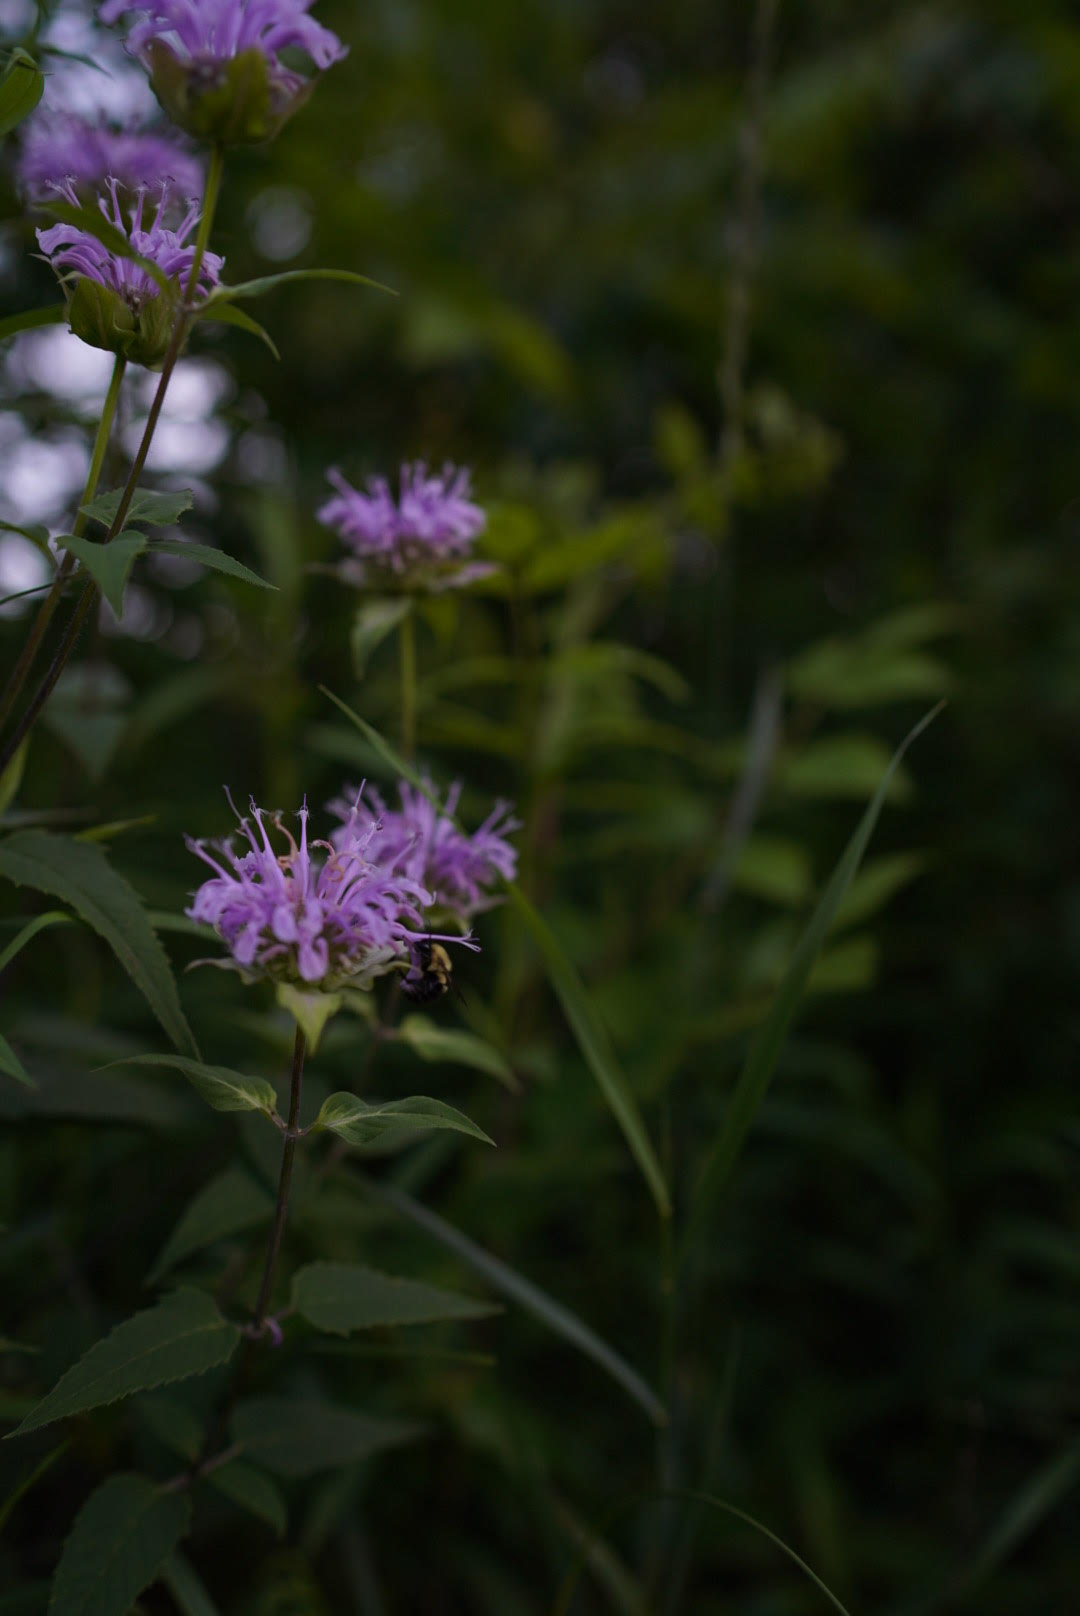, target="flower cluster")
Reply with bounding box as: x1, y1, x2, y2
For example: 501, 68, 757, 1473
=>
101, 0, 348, 144
18, 114, 203, 204
318, 462, 493, 593
38, 177, 223, 366
327, 781, 519, 923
